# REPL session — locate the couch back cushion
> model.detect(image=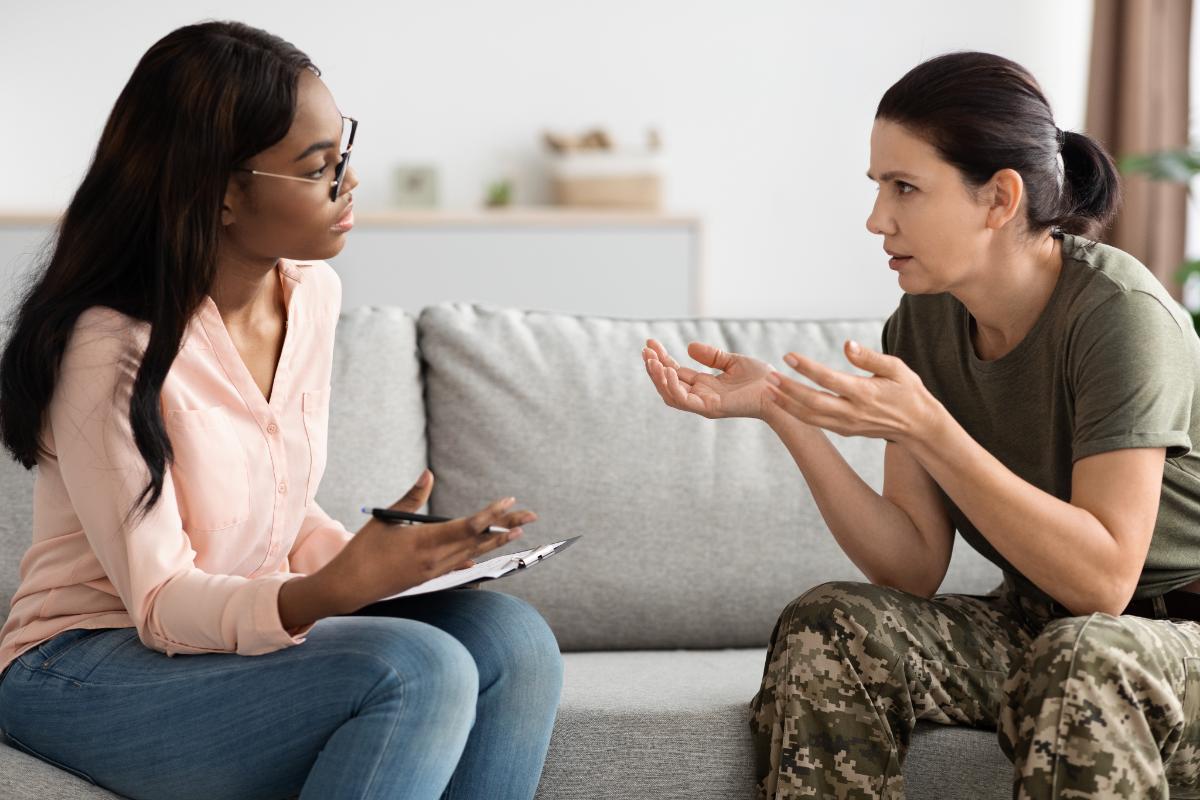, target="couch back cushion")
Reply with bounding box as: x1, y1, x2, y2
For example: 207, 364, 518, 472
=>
315, 308, 428, 528
0, 307, 425, 628
419, 304, 1000, 651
